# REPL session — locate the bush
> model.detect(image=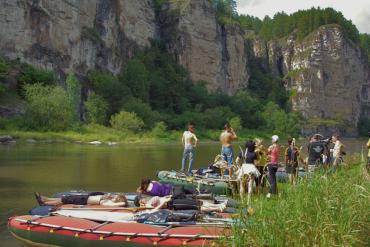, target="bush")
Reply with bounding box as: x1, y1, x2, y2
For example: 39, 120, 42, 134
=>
150, 121, 167, 137
121, 98, 161, 128
261, 101, 300, 135
88, 71, 131, 114
18, 64, 55, 85
202, 106, 236, 129
23, 83, 74, 131
85, 92, 108, 125
120, 59, 150, 102
229, 116, 242, 132
110, 111, 144, 132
